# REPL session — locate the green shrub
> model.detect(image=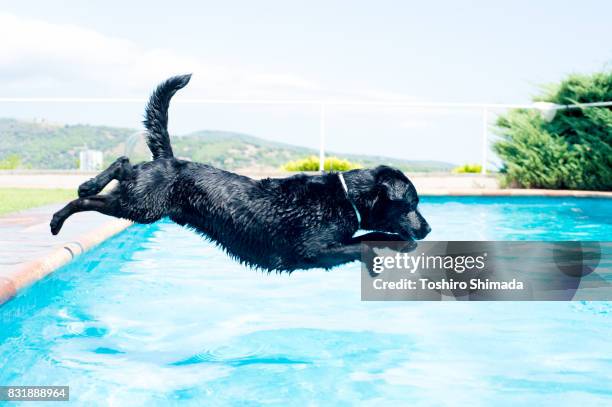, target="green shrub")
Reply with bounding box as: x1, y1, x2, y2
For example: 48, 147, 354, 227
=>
452, 163, 482, 173
282, 156, 363, 171
0, 154, 21, 170
493, 71, 612, 190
